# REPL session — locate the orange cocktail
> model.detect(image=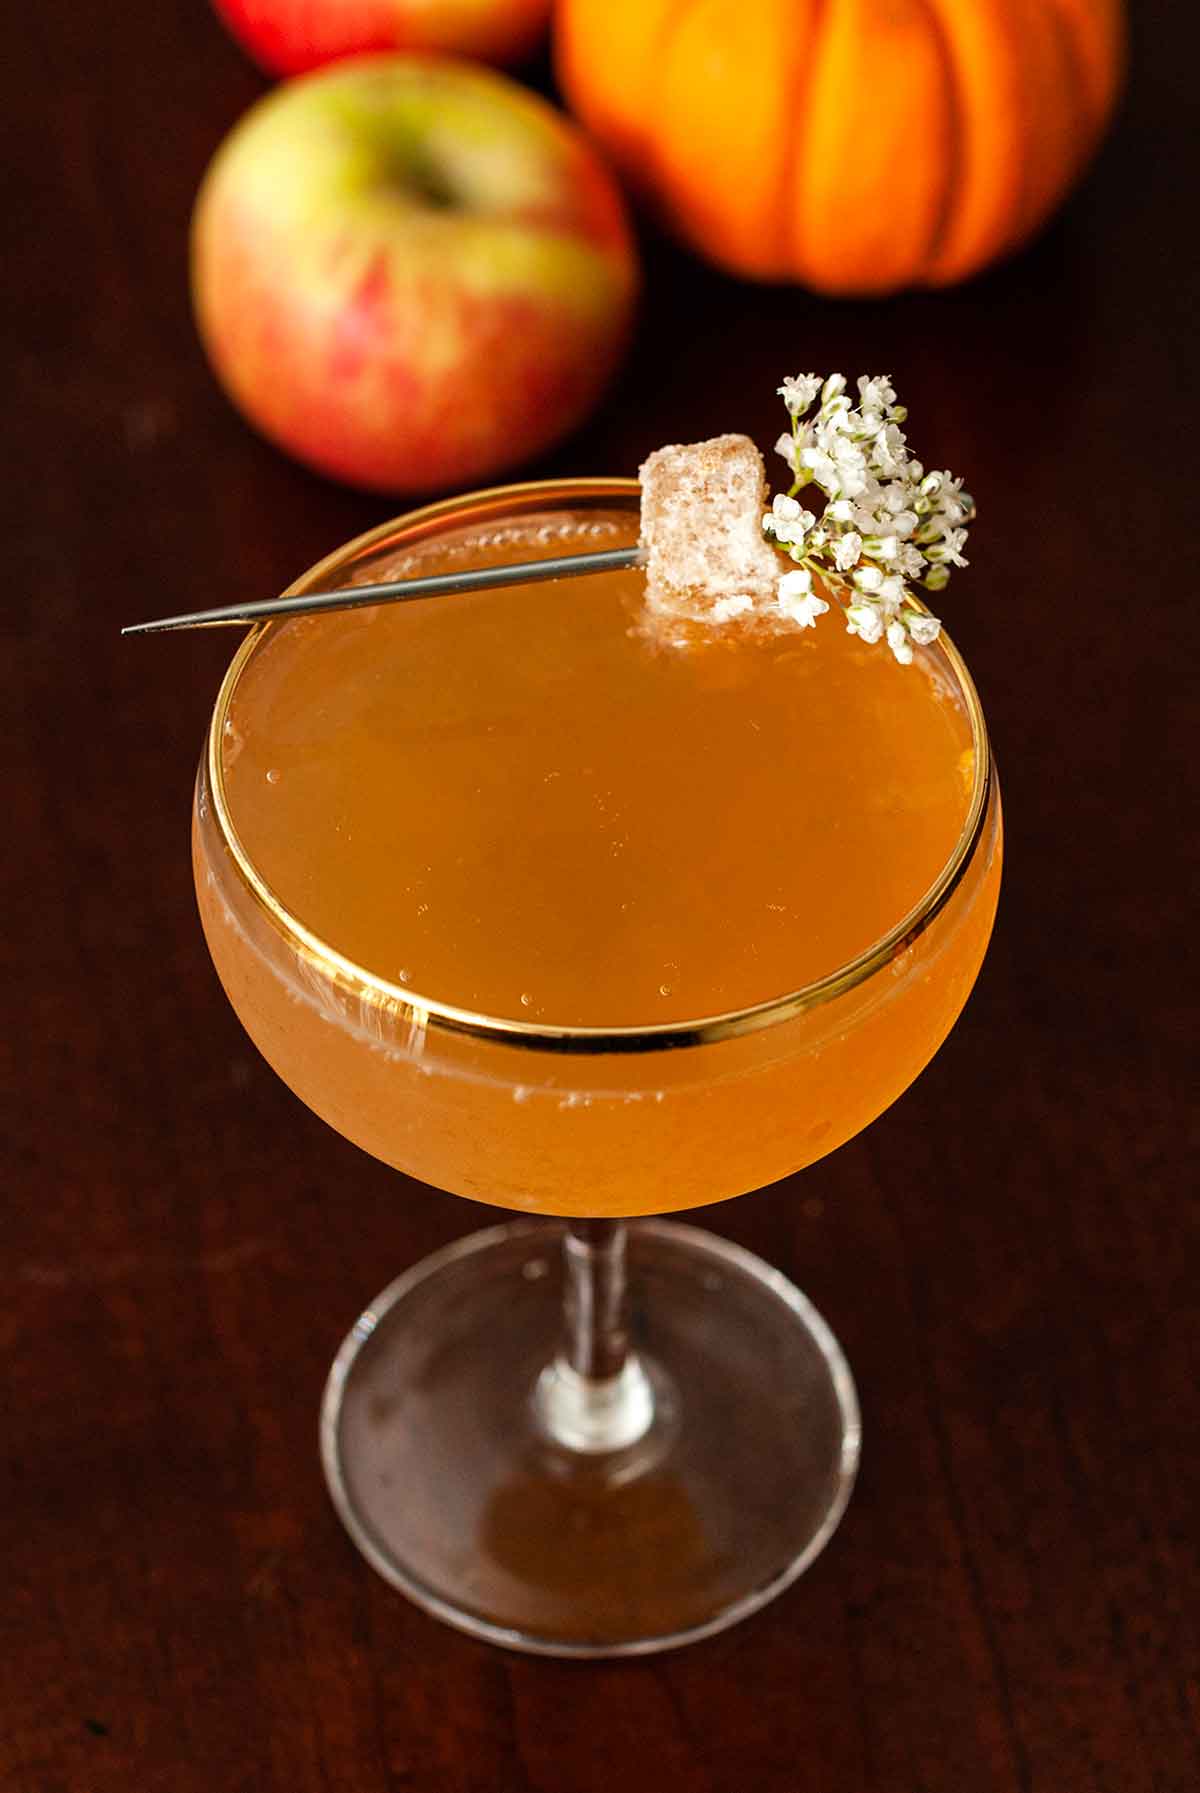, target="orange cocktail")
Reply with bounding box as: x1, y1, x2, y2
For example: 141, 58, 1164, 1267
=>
194, 481, 1000, 1217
